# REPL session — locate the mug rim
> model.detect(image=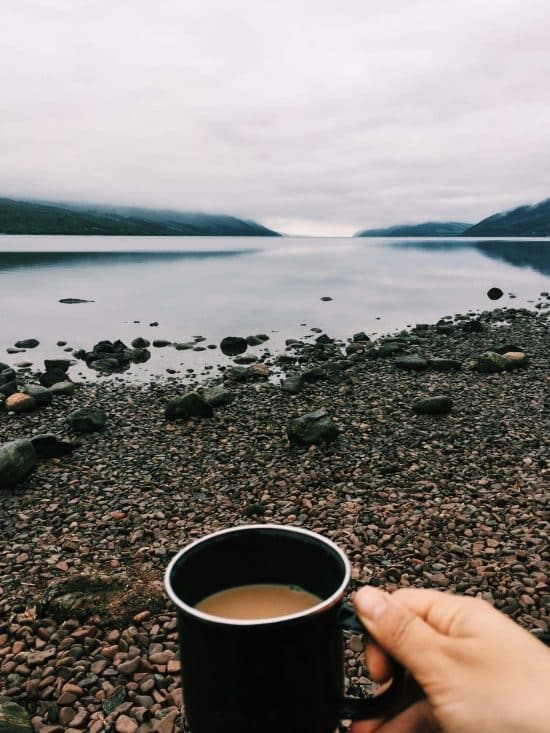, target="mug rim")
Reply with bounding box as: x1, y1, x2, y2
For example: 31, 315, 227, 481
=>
164, 523, 351, 626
